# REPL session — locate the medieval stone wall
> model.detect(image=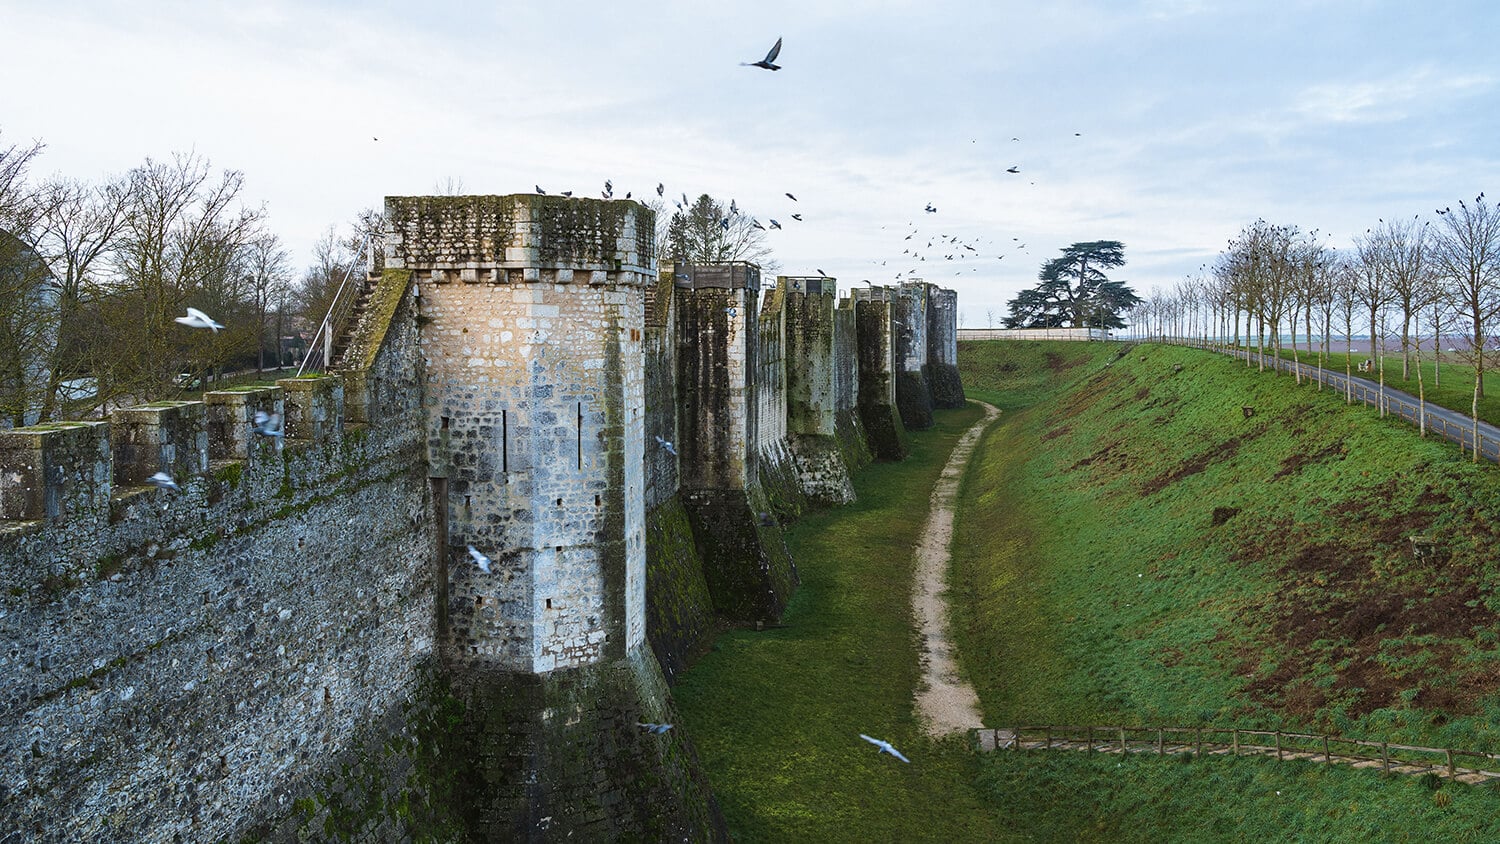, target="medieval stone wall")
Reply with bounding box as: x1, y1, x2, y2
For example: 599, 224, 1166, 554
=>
0, 192, 960, 841
0, 278, 449, 843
